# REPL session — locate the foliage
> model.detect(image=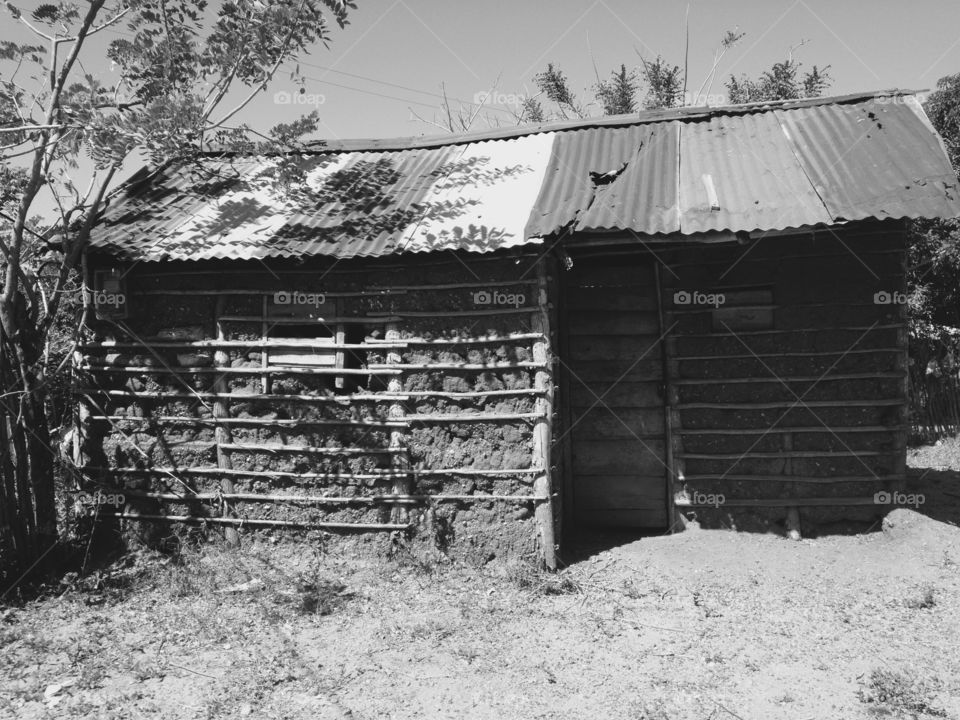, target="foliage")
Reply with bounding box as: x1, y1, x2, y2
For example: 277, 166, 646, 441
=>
907, 73, 960, 372
0, 0, 356, 585
925, 73, 960, 170
726, 58, 832, 103
639, 56, 684, 109
533, 63, 585, 119
525, 30, 826, 123
594, 64, 640, 115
